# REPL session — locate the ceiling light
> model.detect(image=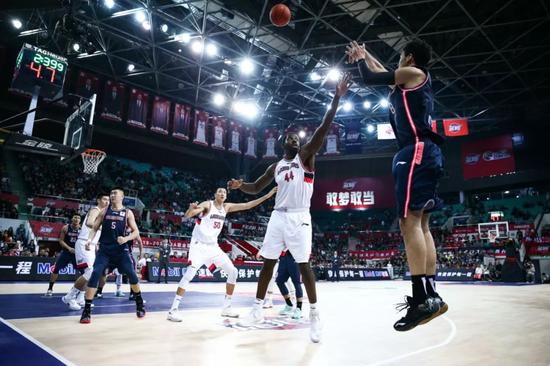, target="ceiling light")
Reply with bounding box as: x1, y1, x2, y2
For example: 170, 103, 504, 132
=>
213, 93, 225, 106
363, 100, 371, 109
191, 39, 203, 54
127, 64, 135, 72
72, 43, 81, 52
160, 24, 168, 33
233, 101, 258, 119
142, 21, 151, 30
205, 43, 218, 57
327, 68, 340, 81
239, 58, 255, 75
379, 98, 389, 108
12, 19, 23, 30
298, 130, 306, 138
134, 10, 146, 23
175, 33, 191, 43
366, 124, 375, 133
104, 0, 115, 9
343, 101, 353, 112
310, 72, 322, 81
